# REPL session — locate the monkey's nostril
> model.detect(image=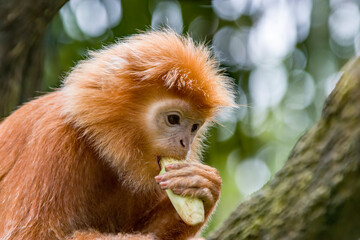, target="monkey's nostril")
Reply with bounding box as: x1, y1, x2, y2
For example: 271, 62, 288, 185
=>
180, 139, 185, 148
